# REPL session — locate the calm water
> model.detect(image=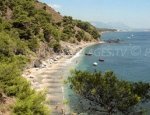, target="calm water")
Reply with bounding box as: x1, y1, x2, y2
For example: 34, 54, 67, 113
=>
66, 32, 150, 114
77, 32, 150, 82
